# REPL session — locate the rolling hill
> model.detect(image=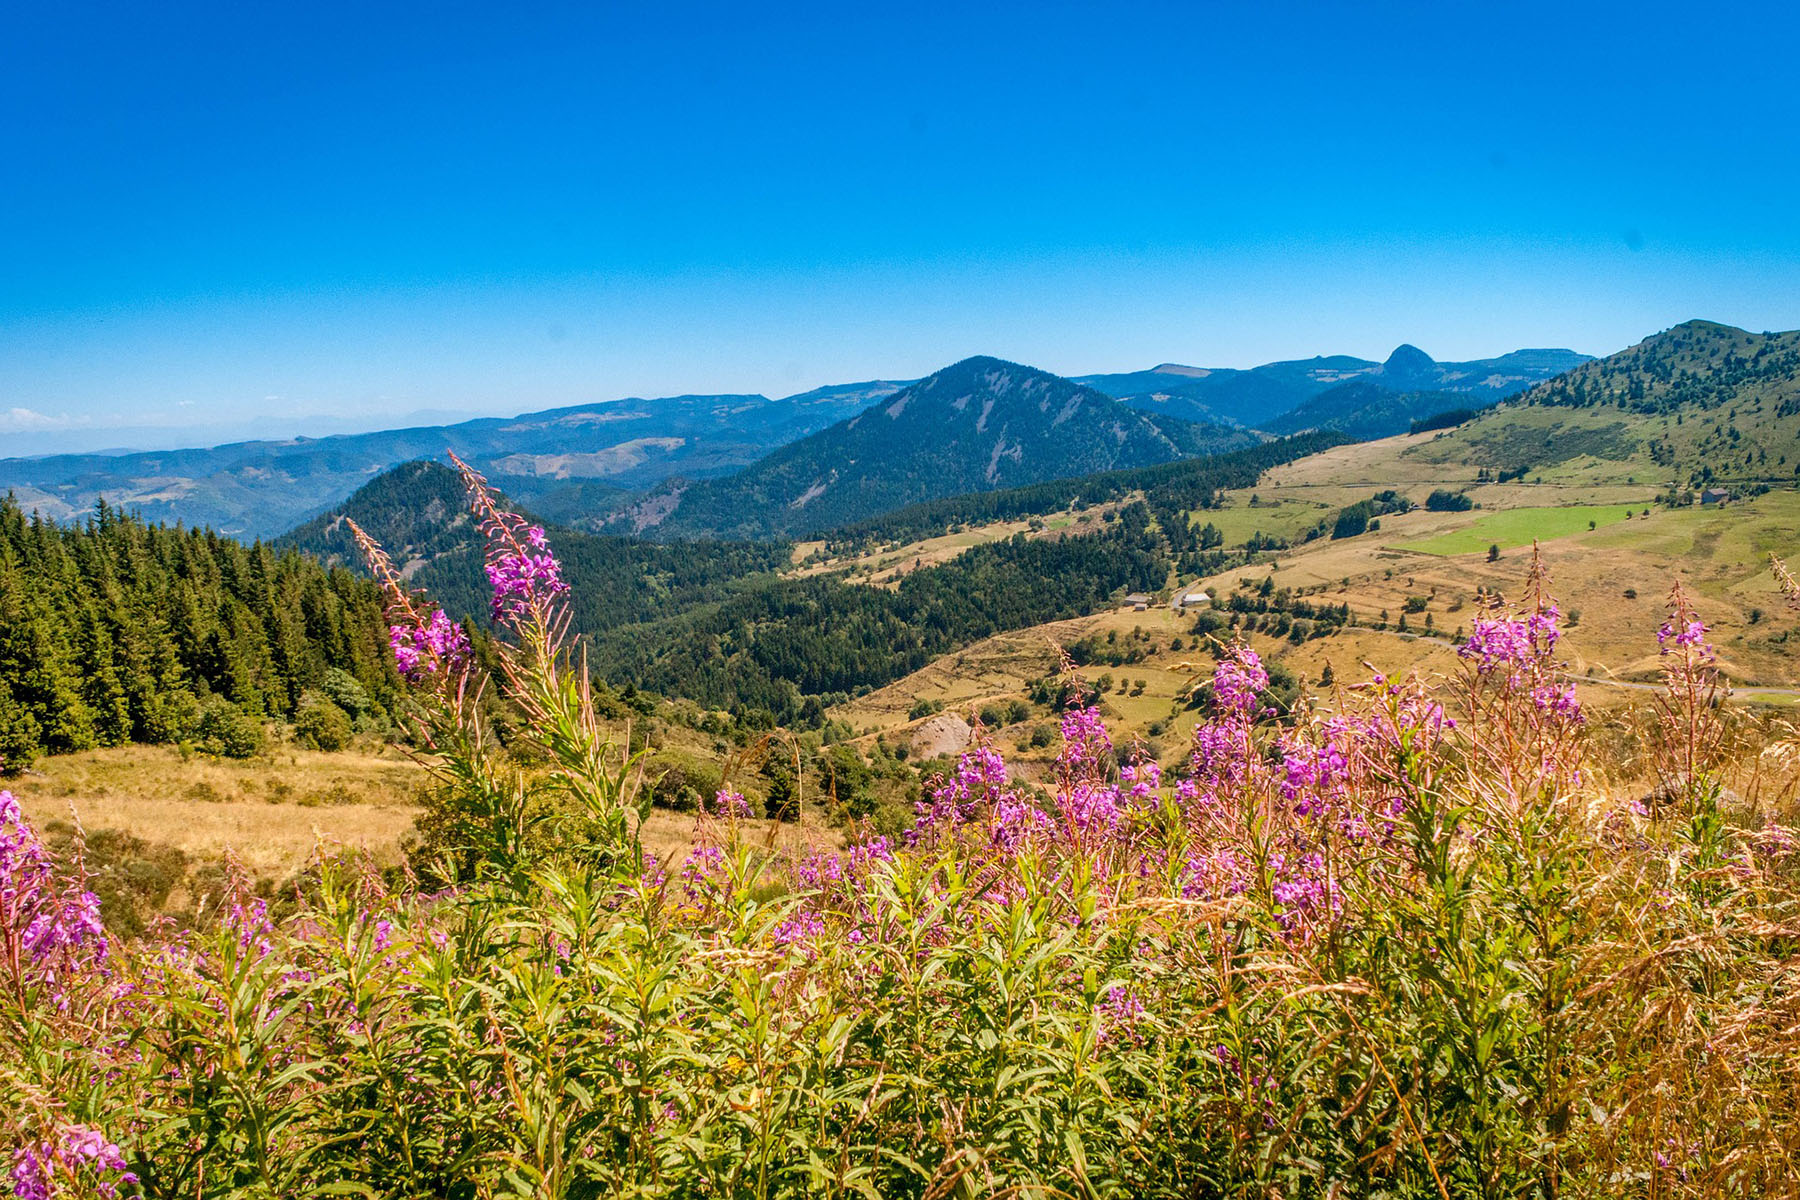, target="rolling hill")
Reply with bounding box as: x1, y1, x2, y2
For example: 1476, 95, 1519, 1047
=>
1399, 320, 1800, 489
639, 356, 1257, 539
